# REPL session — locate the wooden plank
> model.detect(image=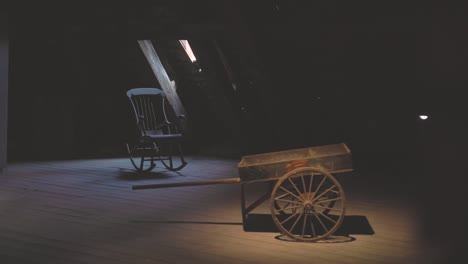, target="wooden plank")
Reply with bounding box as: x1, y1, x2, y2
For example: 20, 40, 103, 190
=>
0, 157, 434, 264
138, 40, 186, 117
